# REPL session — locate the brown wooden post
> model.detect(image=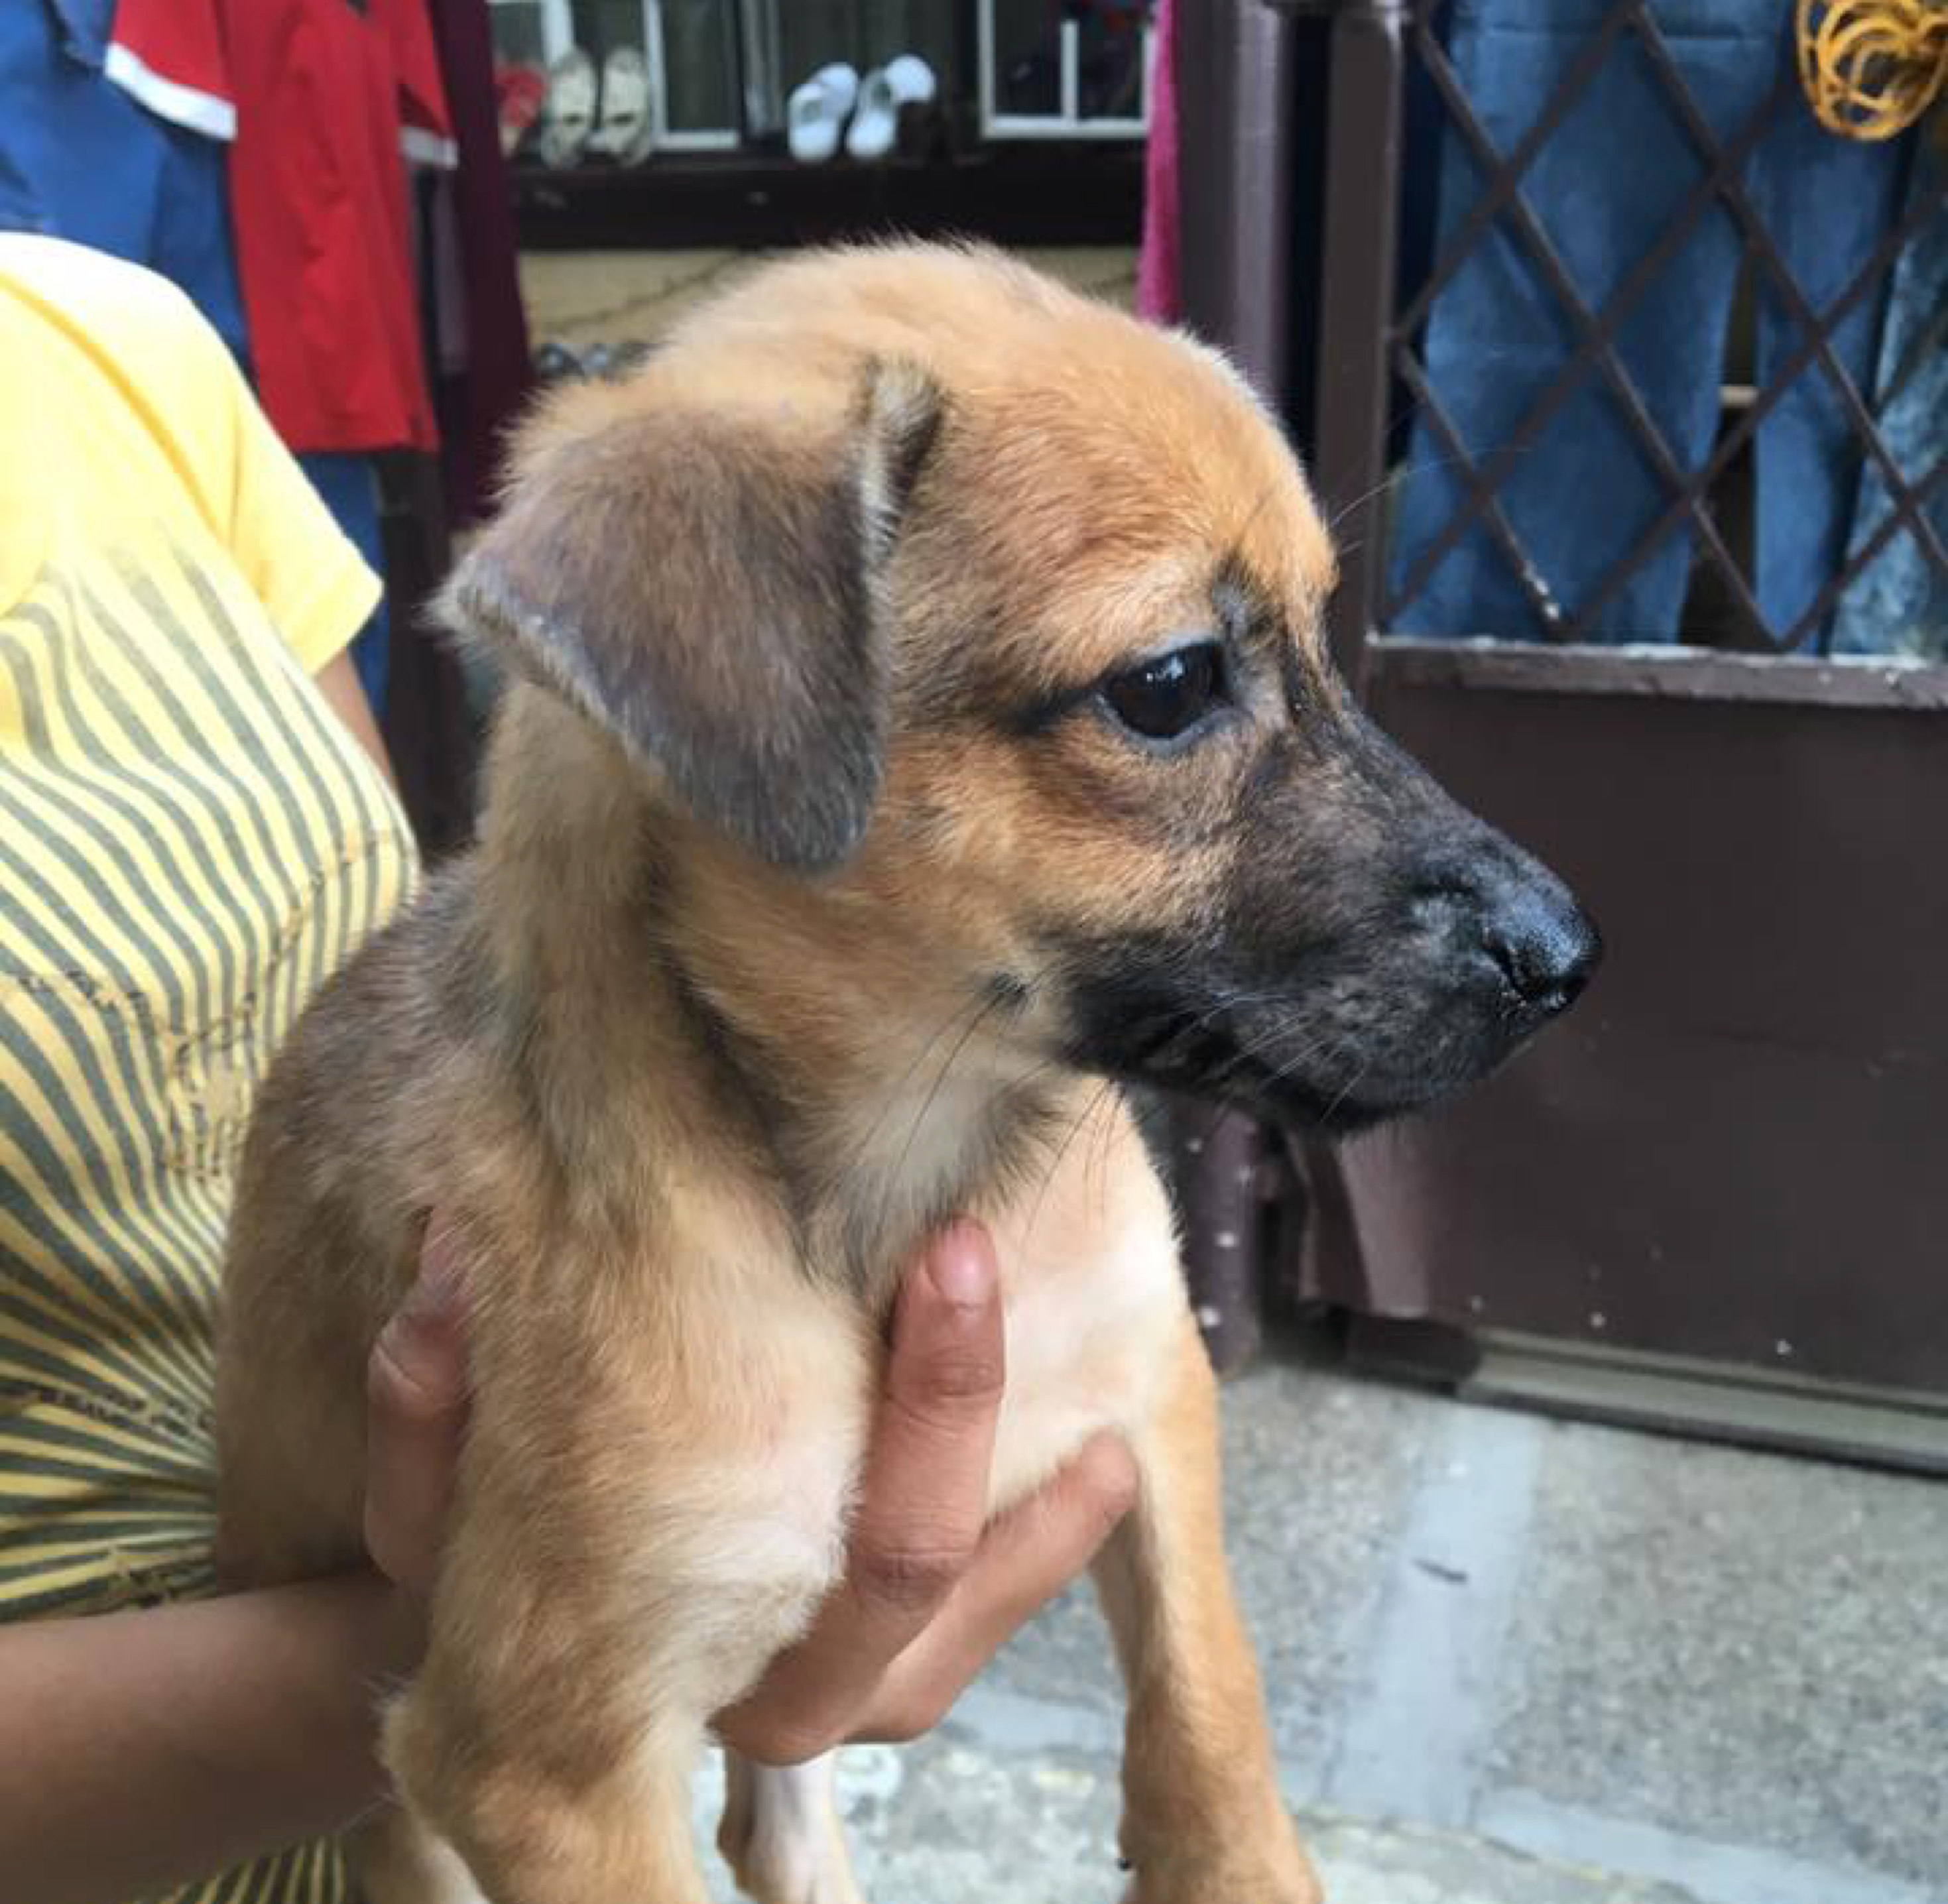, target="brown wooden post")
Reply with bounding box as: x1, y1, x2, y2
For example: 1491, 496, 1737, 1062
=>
1171, 0, 1304, 1372
1311, 0, 1406, 695
1177, 0, 1298, 408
